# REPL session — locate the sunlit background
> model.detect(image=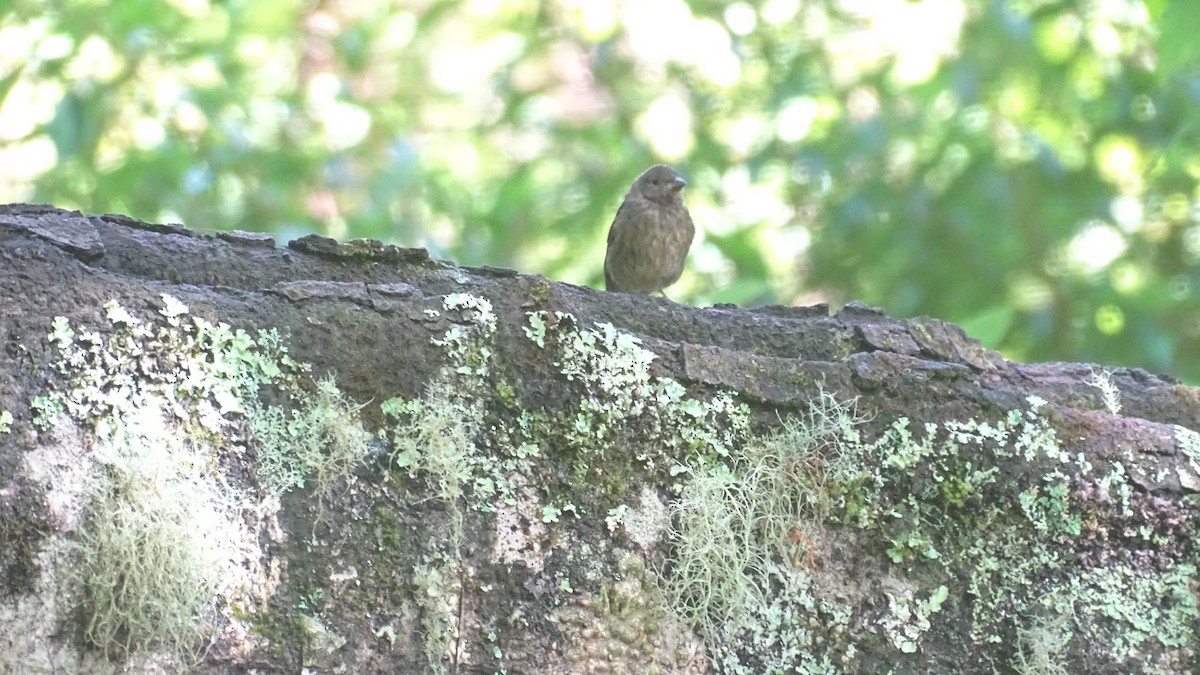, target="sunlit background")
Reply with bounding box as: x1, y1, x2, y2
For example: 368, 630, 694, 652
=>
3, 0, 1200, 380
